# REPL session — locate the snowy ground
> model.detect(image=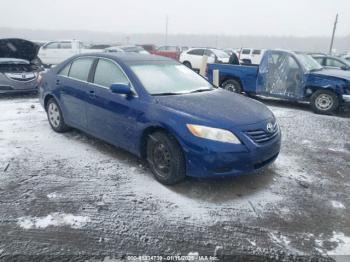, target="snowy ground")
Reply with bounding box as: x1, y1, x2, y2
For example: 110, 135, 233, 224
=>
0, 94, 349, 262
